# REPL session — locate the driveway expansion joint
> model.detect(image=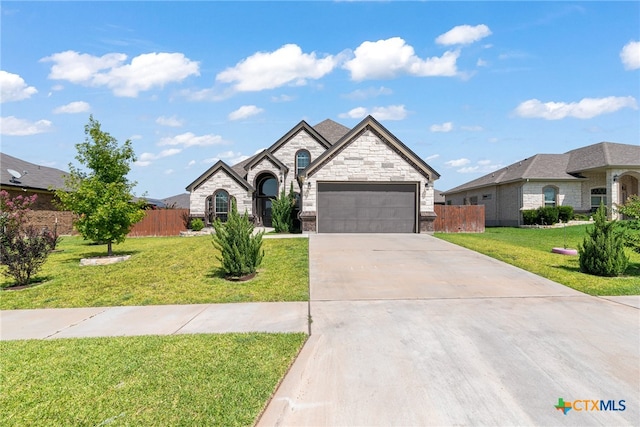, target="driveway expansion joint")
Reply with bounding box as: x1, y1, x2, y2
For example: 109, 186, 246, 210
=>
45, 307, 110, 339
